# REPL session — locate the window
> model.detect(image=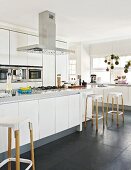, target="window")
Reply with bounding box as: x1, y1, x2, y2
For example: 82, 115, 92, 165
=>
91, 56, 131, 83
69, 59, 77, 82
92, 57, 110, 83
